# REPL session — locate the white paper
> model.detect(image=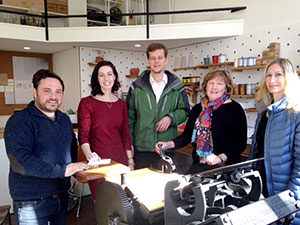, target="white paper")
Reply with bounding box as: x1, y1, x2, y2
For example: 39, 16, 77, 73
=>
12, 56, 48, 104
14, 80, 33, 104
5, 91, 15, 104
0, 86, 4, 92
88, 158, 111, 166
4, 85, 13, 92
